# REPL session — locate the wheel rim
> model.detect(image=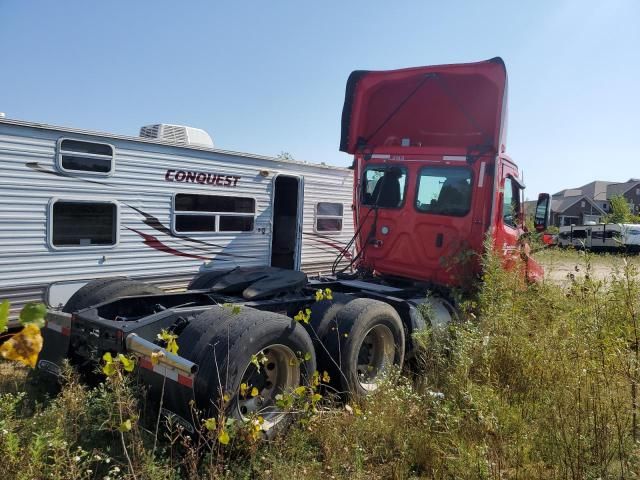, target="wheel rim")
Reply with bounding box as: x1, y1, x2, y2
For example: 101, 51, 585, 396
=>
236, 345, 300, 429
356, 324, 395, 391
